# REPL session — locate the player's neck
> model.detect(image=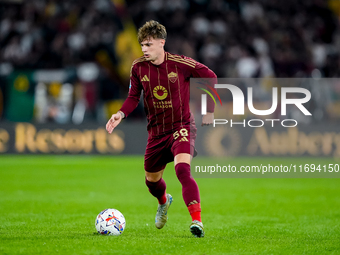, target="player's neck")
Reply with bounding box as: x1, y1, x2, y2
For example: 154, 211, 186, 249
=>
151, 51, 165, 66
